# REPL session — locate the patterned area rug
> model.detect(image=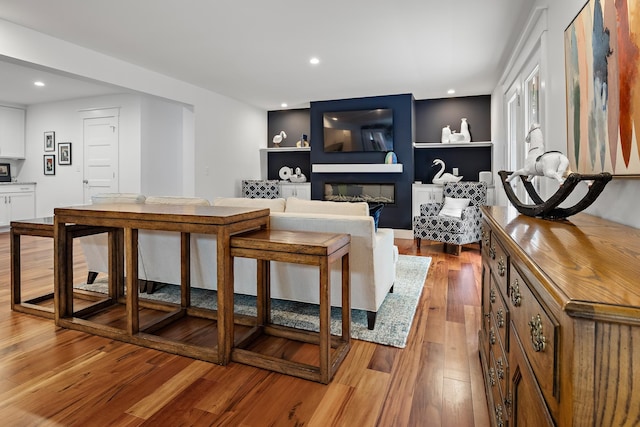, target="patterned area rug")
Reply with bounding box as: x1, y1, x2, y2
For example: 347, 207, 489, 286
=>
76, 255, 431, 348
